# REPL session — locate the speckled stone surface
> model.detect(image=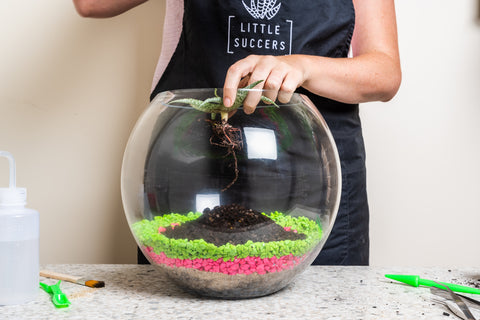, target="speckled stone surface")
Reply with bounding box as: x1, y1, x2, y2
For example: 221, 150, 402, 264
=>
2, 265, 480, 319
